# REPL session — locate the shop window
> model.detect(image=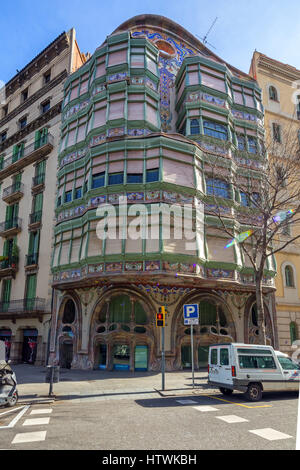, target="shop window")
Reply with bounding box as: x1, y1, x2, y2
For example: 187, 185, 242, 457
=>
247, 136, 257, 154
